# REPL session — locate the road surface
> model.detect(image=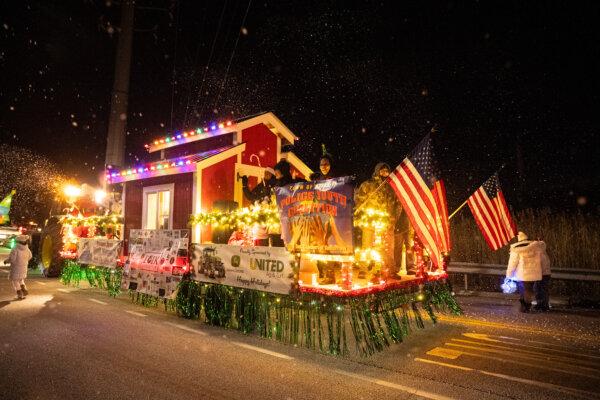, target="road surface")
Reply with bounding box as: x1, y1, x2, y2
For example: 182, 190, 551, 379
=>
1, 264, 599, 400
